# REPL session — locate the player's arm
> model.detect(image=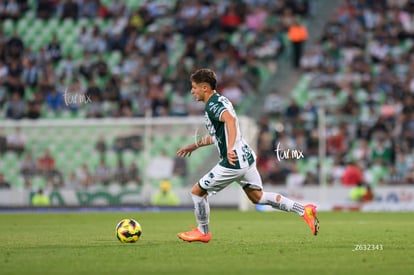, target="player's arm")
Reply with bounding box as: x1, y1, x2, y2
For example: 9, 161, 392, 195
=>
176, 135, 213, 157
221, 110, 238, 166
